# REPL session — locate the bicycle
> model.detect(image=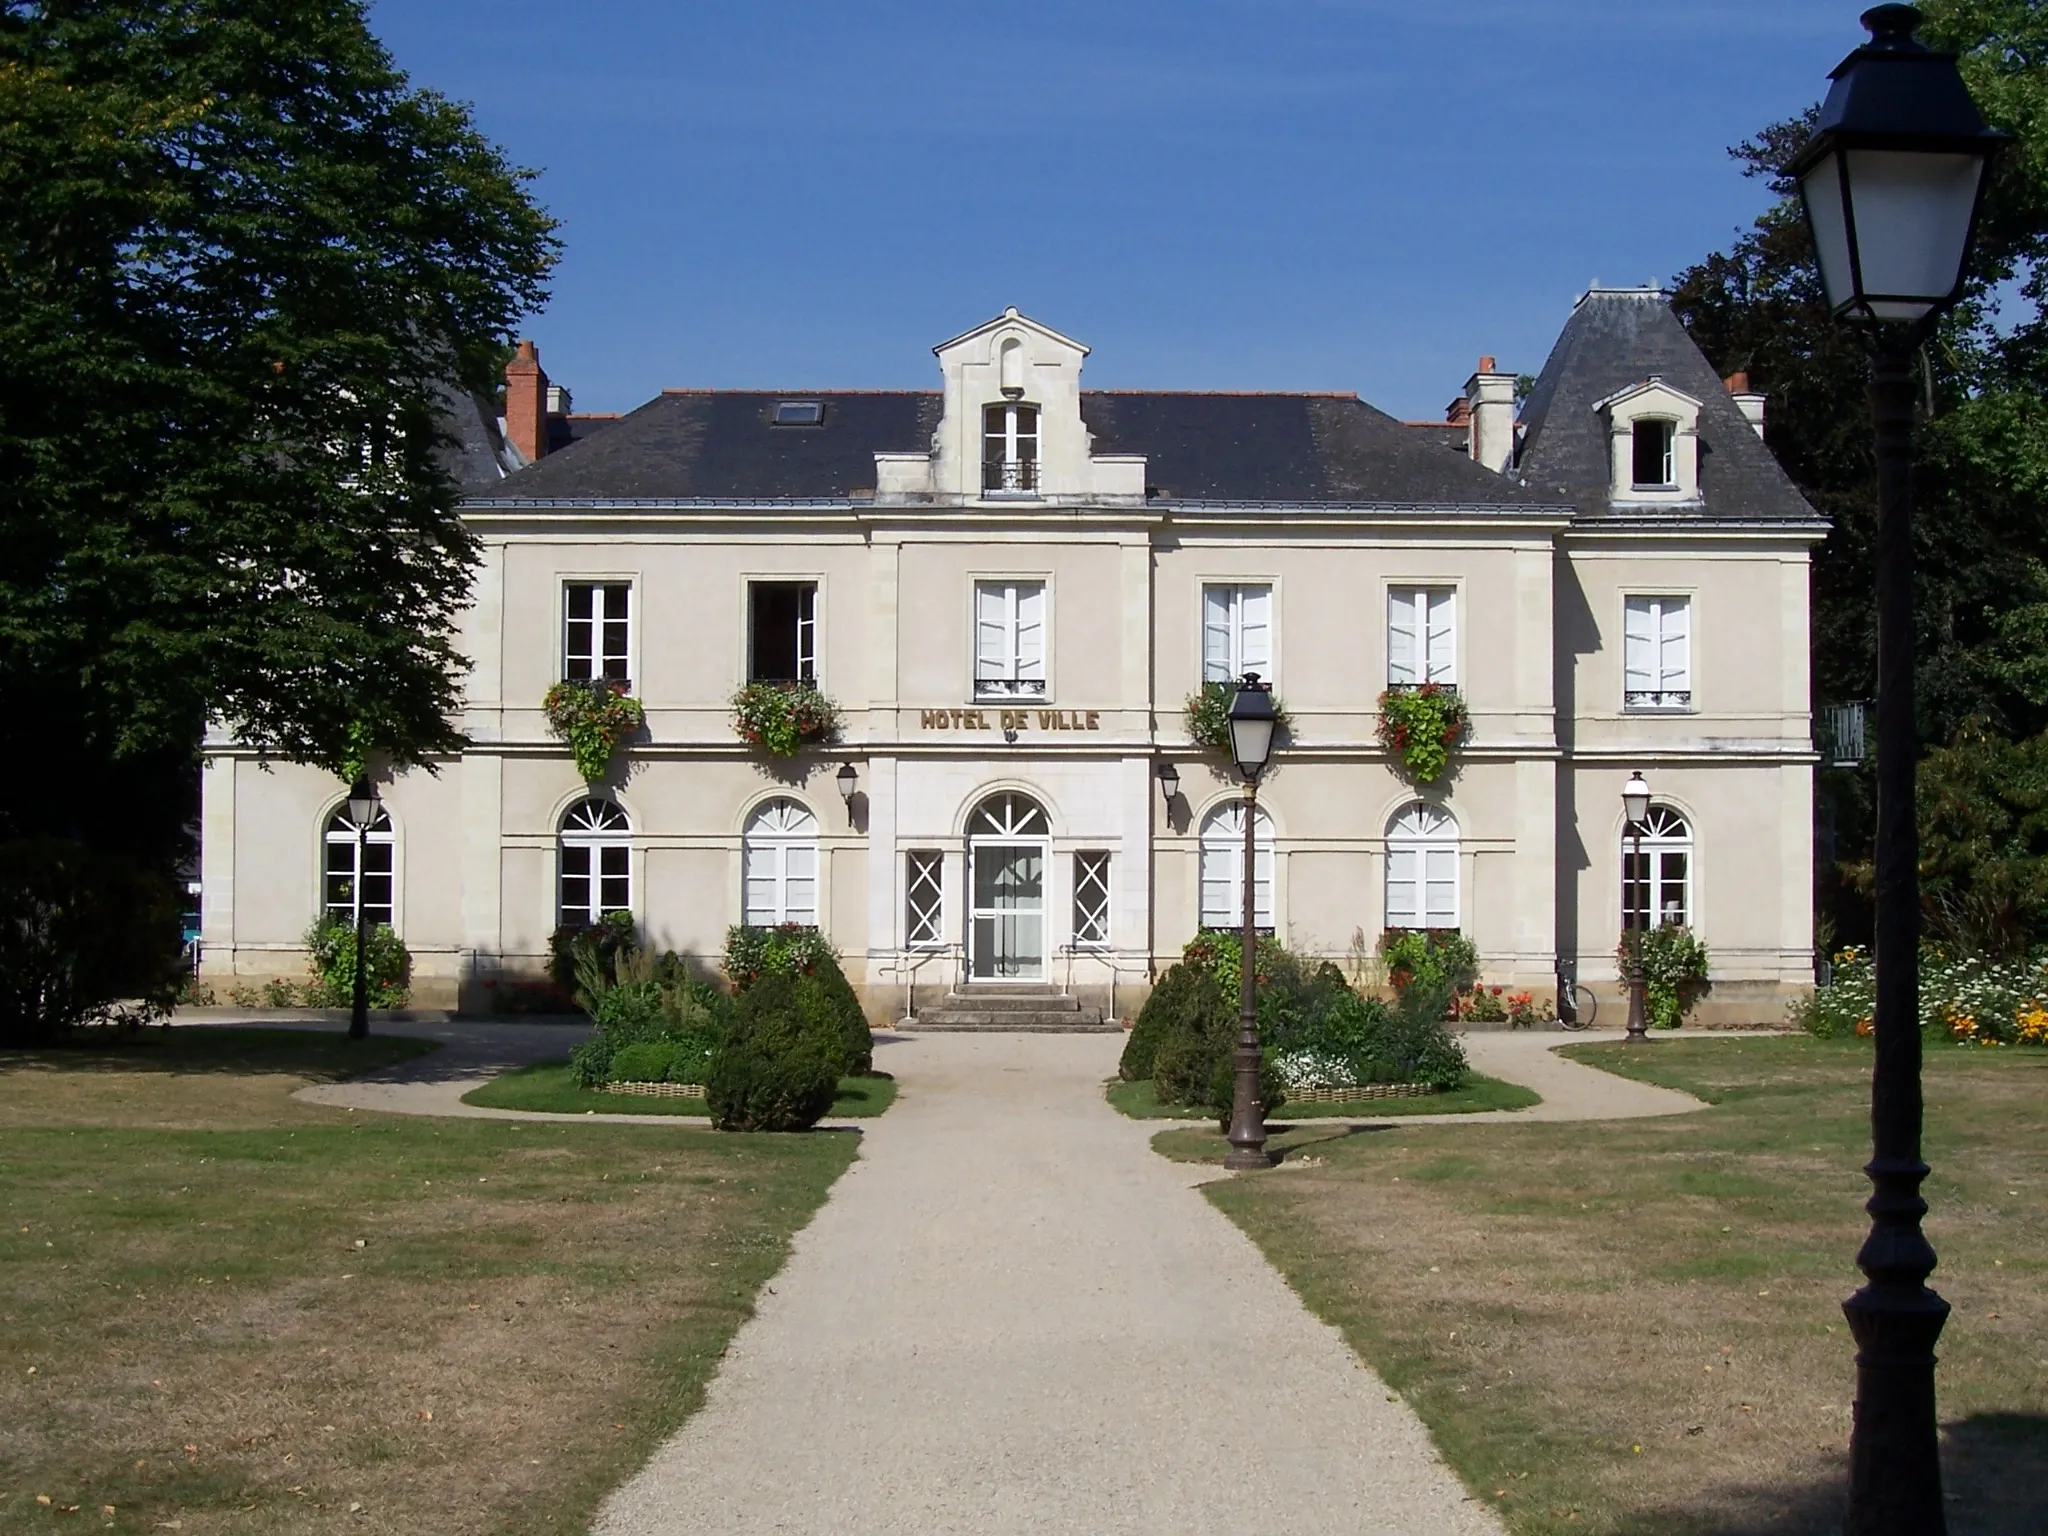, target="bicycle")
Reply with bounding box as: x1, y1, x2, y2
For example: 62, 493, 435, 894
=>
1556, 970, 1598, 1030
